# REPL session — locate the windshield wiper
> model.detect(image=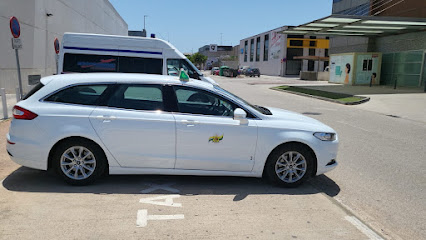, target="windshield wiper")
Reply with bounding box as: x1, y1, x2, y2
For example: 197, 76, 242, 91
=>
254, 105, 272, 115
